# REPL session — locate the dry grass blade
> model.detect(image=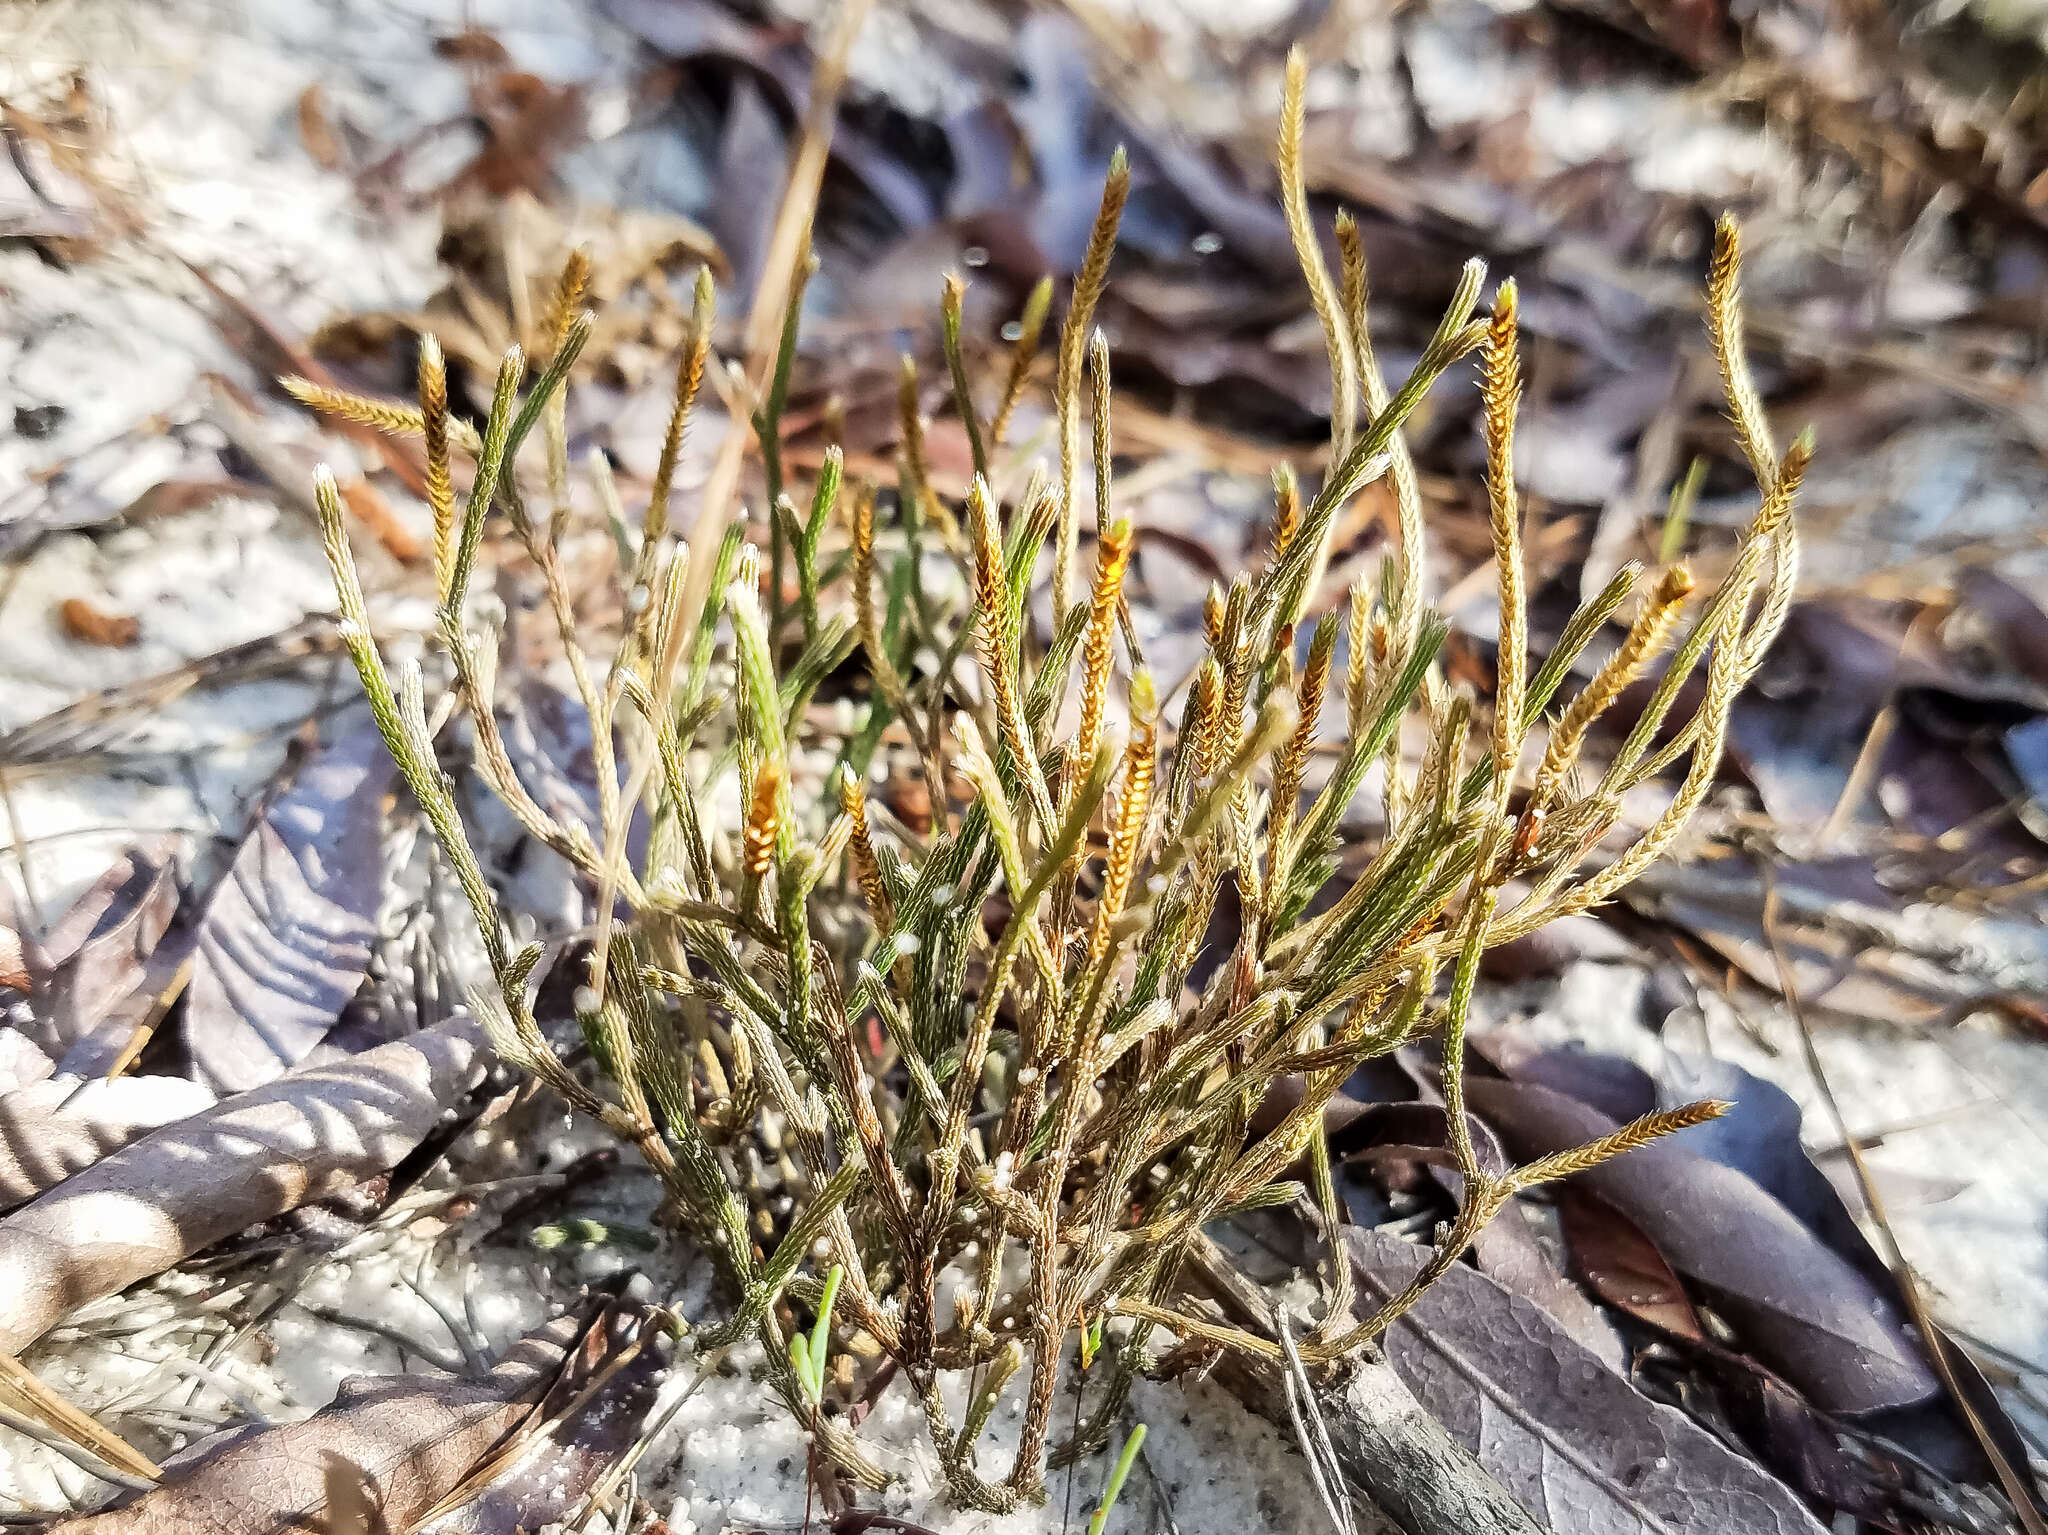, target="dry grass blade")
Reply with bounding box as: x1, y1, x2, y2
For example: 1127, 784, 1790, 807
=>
1273, 1309, 1356, 1535
0, 1351, 161, 1484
